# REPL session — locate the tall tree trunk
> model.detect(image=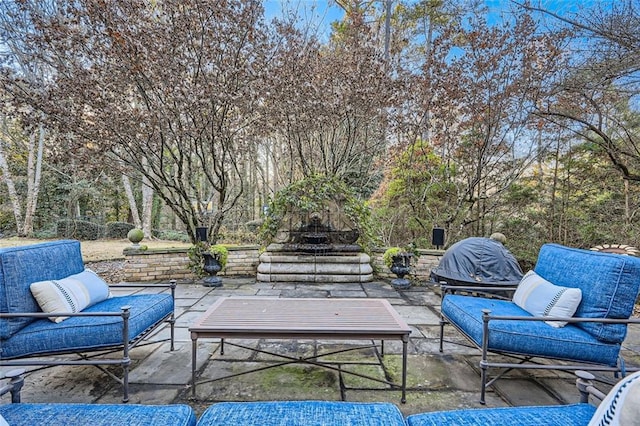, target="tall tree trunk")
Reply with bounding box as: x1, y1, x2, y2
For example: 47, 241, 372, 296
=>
141, 157, 154, 239
122, 174, 142, 228
141, 178, 154, 239
22, 124, 45, 236
384, 0, 392, 63
549, 137, 561, 241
